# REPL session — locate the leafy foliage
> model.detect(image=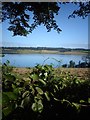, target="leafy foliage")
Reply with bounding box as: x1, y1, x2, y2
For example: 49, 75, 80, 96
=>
2, 2, 61, 36
2, 63, 90, 120
2, 2, 90, 36
69, 2, 90, 19
68, 60, 75, 68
